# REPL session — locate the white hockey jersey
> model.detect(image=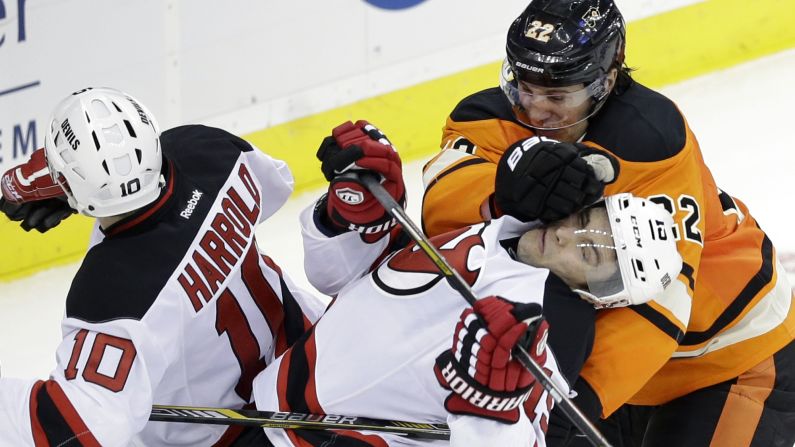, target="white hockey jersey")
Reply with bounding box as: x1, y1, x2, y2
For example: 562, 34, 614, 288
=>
253, 208, 572, 446
0, 125, 326, 446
